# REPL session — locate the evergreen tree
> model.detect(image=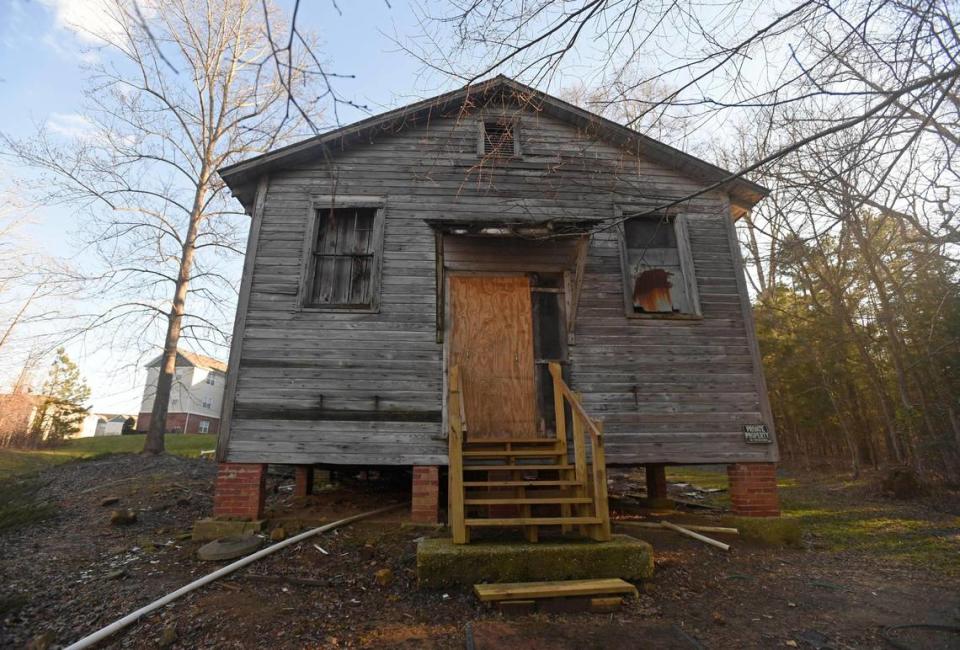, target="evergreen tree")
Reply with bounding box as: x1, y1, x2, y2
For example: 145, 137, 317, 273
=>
29, 348, 91, 447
